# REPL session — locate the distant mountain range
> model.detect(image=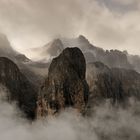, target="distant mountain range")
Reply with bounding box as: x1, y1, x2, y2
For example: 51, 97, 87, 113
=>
30, 35, 140, 73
